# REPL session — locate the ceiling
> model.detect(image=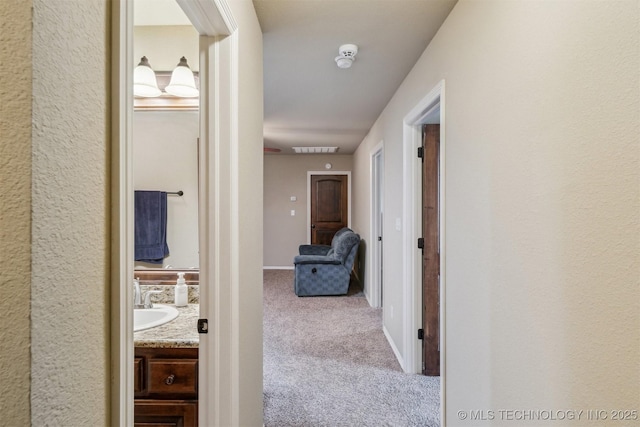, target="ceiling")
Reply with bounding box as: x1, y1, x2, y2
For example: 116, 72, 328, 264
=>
254, 0, 457, 154
135, 0, 458, 154
135, 0, 192, 26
